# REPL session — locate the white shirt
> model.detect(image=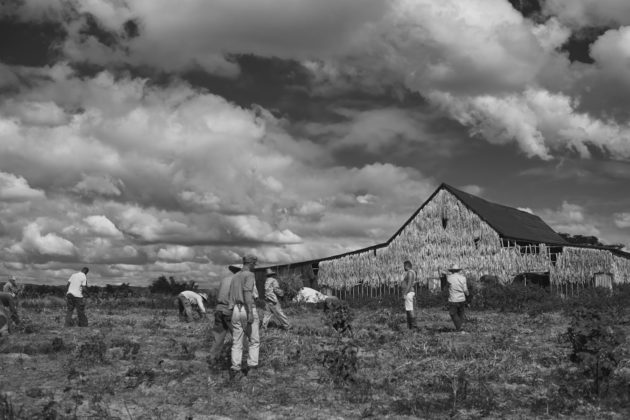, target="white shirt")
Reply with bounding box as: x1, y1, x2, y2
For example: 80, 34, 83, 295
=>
67, 272, 87, 298
179, 290, 206, 313
447, 273, 468, 303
